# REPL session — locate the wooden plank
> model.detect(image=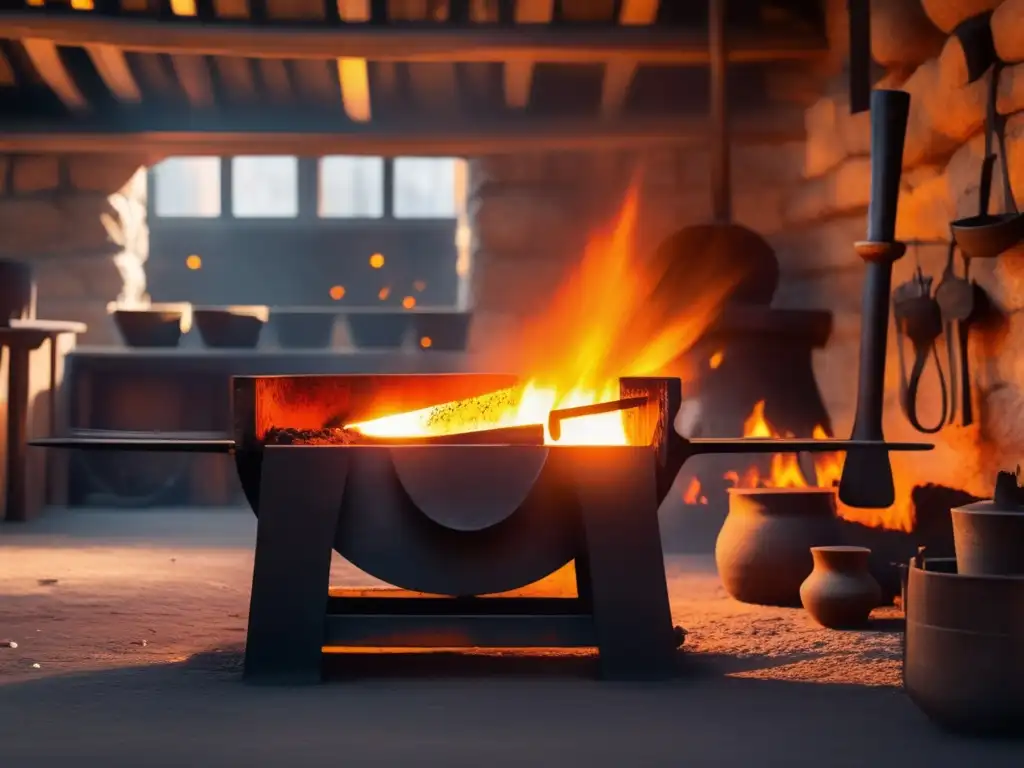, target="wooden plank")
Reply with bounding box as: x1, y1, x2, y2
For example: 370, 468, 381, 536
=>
599, 0, 660, 119
265, 0, 324, 19
0, 108, 806, 155
469, 0, 498, 22
0, 13, 829, 64
21, 38, 88, 110
213, 0, 250, 17
504, 0, 552, 109
0, 48, 16, 87
337, 57, 371, 121
337, 0, 371, 22
128, 52, 180, 98
170, 53, 215, 107
85, 43, 143, 102
212, 55, 258, 104
256, 57, 292, 103
289, 58, 339, 106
